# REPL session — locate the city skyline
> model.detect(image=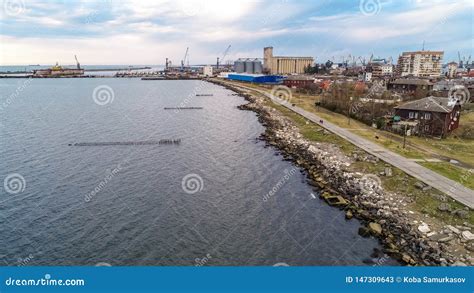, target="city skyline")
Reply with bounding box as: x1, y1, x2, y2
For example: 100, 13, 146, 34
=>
0, 0, 472, 65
